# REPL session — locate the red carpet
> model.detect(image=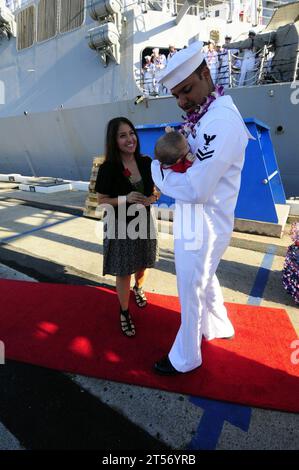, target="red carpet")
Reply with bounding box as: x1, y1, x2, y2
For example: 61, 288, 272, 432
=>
1, 279, 298, 413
